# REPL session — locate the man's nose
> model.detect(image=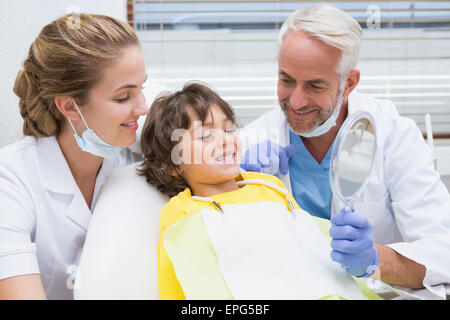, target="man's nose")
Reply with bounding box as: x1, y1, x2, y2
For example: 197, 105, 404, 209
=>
290, 85, 308, 109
